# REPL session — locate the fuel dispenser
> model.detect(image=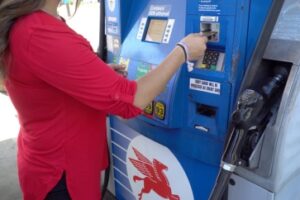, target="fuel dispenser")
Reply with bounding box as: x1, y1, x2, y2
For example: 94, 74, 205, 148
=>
103, 0, 273, 199
209, 0, 300, 199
